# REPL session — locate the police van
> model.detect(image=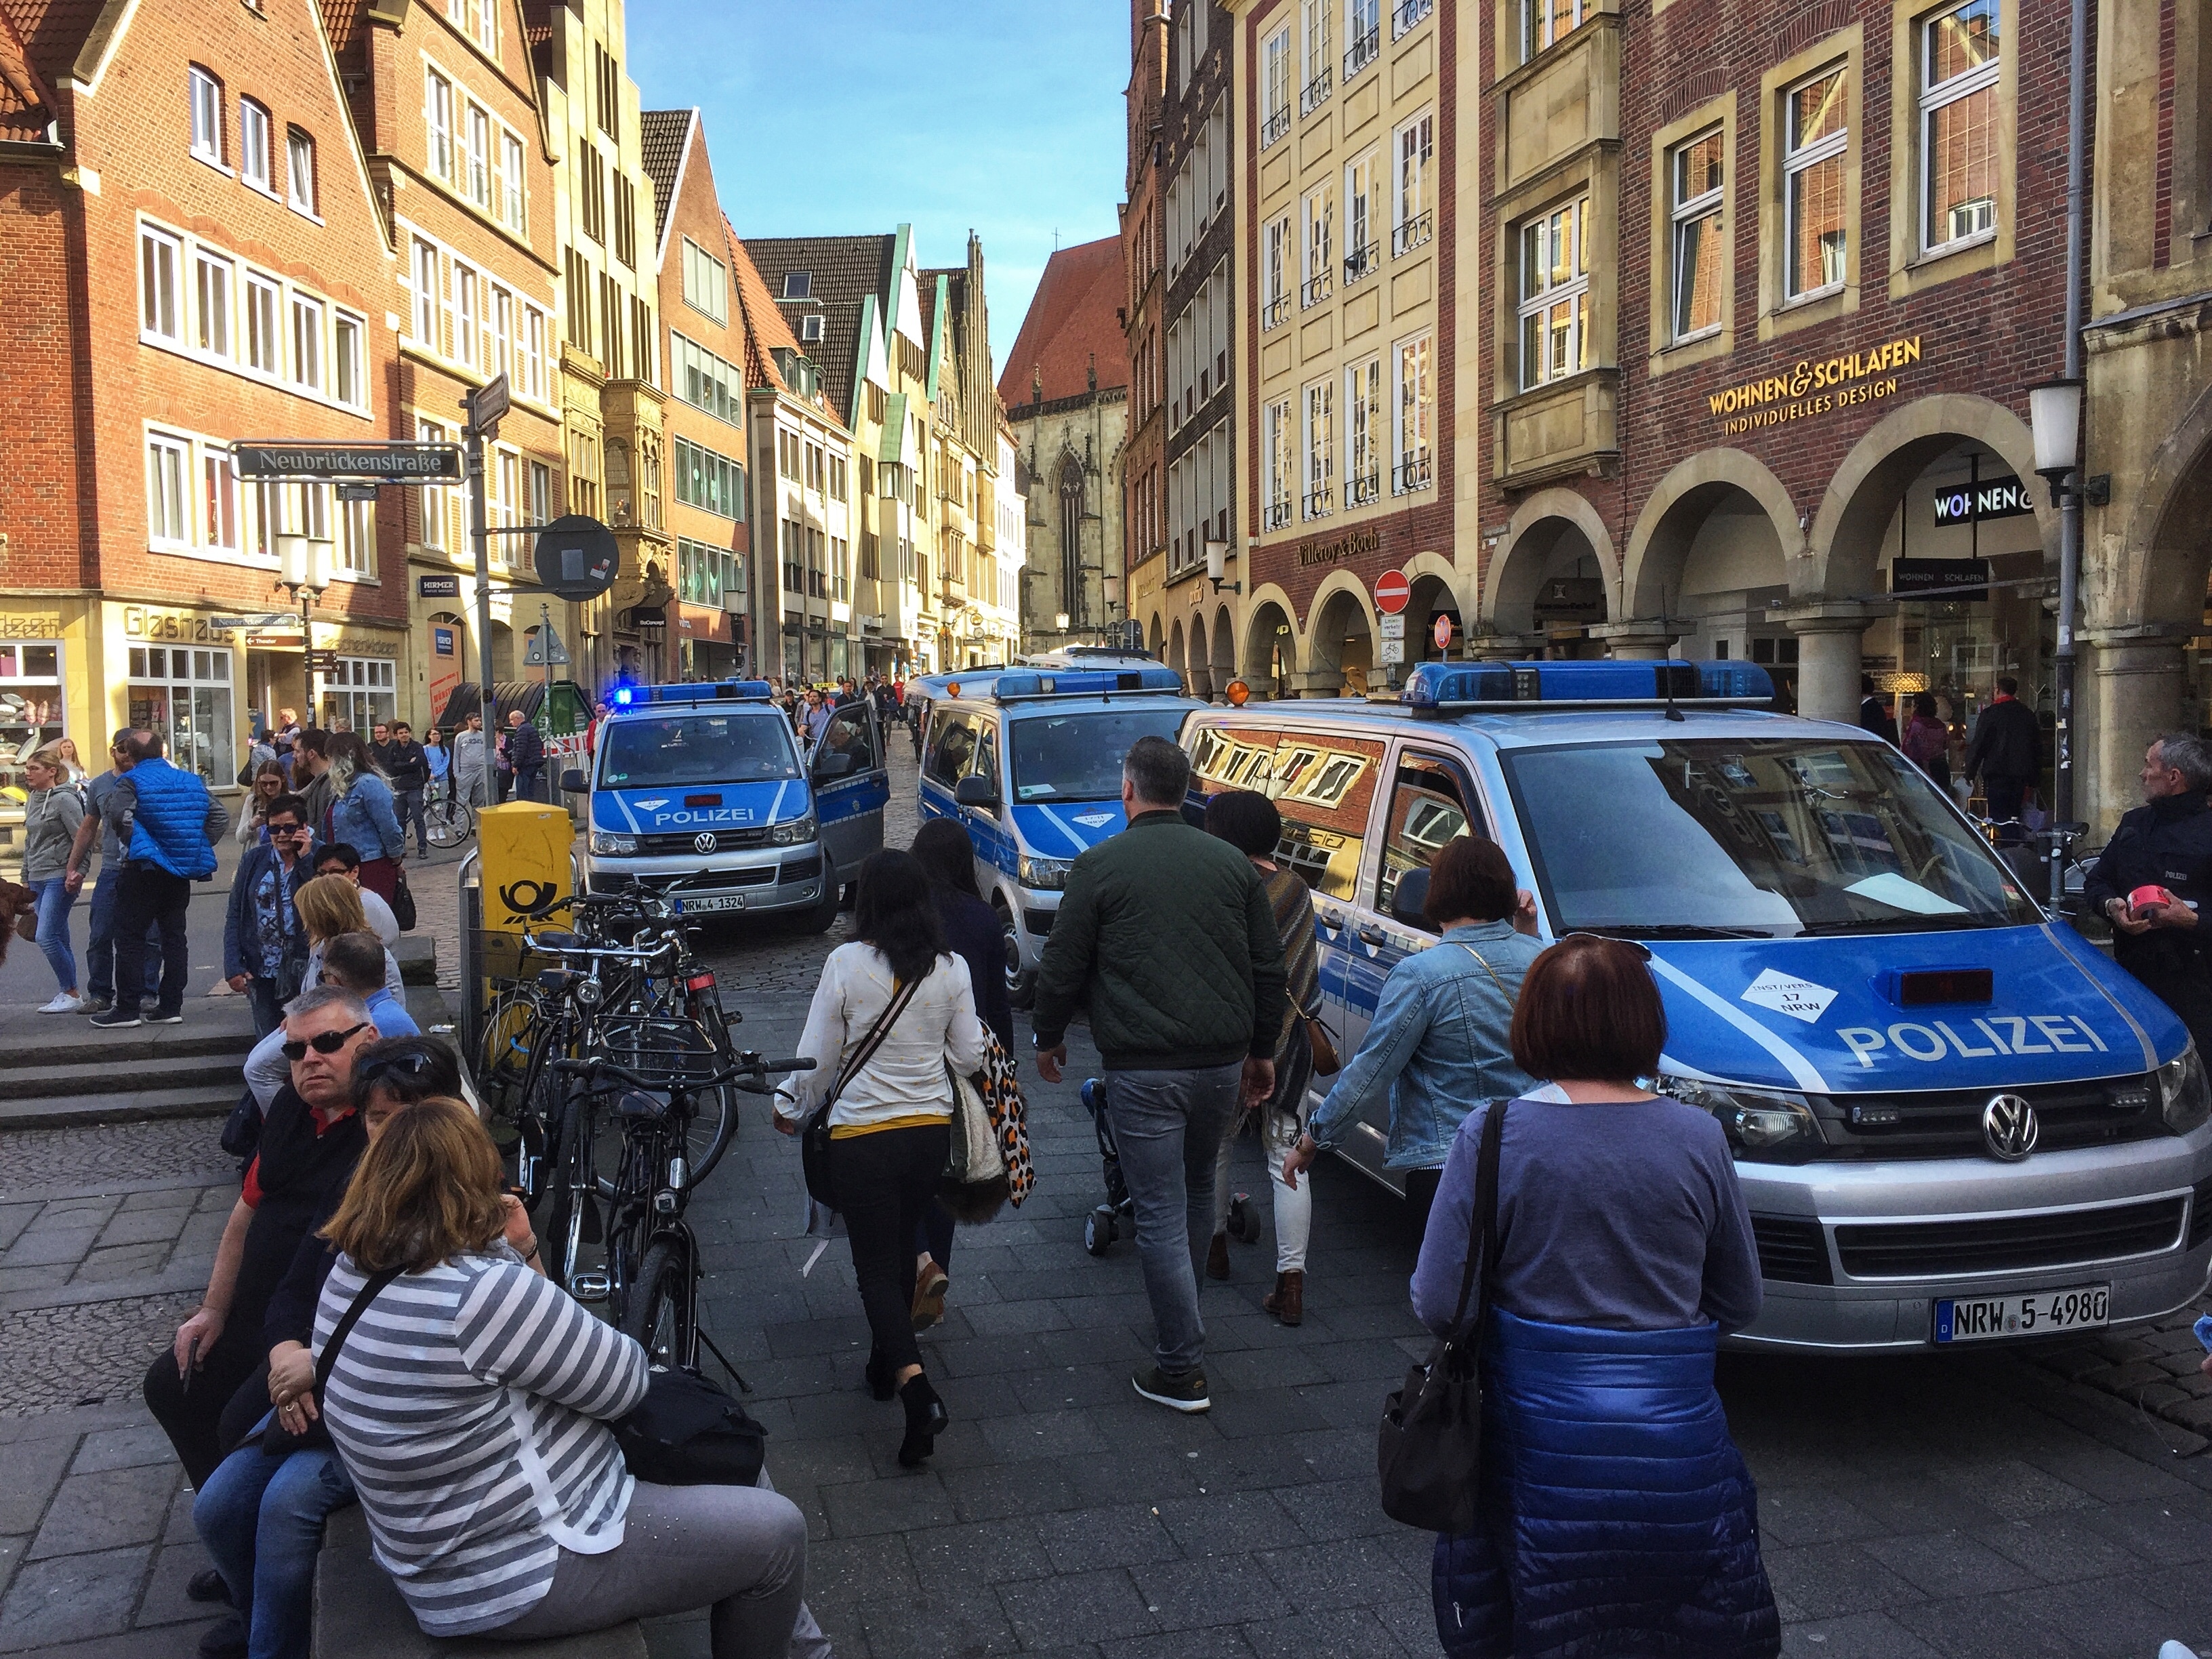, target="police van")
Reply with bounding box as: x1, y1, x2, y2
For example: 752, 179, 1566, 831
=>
918, 665, 1205, 1003
565, 680, 886, 930
1183, 659, 2212, 1353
